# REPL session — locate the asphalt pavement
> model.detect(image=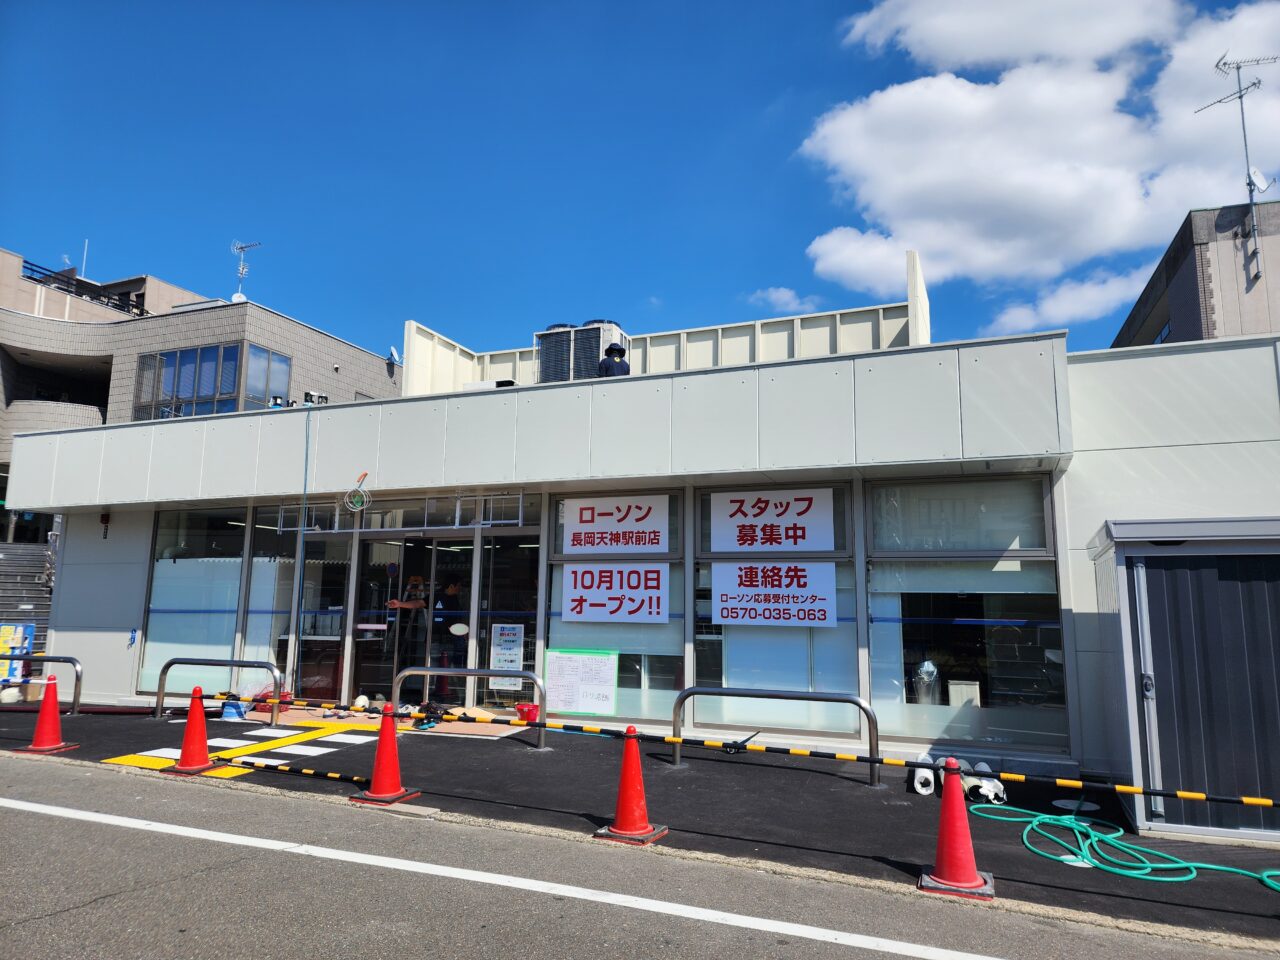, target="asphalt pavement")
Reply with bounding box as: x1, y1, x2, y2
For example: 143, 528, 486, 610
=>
1, 707, 1277, 950
1, 754, 1275, 960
